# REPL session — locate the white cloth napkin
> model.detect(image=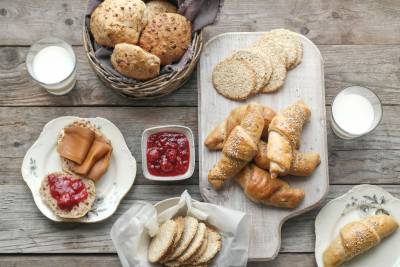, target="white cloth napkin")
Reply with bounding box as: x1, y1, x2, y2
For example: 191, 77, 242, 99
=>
110, 190, 250, 267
